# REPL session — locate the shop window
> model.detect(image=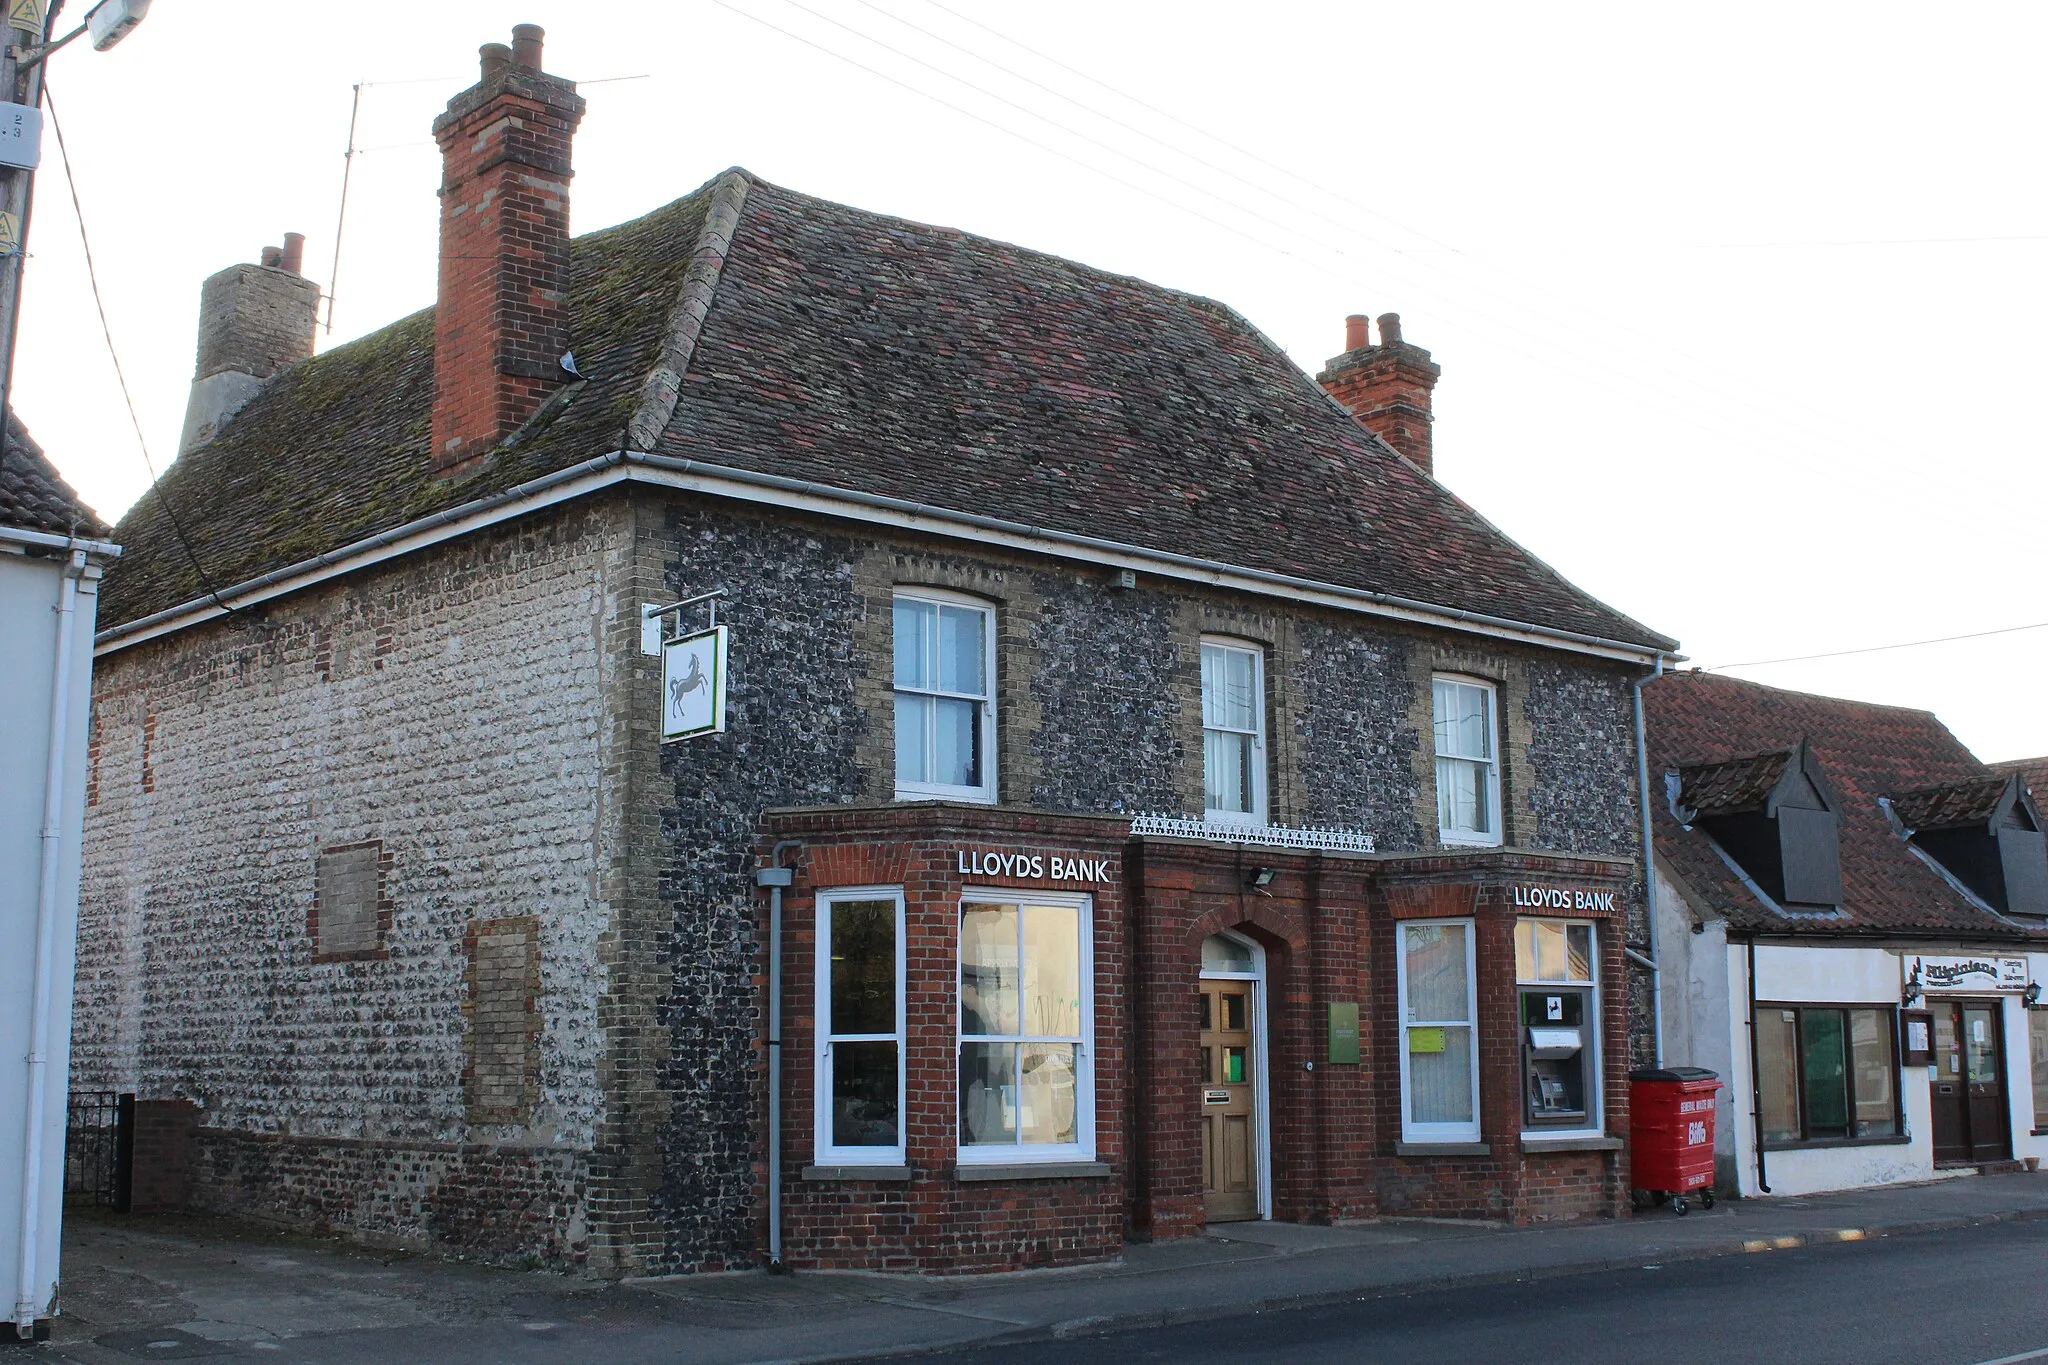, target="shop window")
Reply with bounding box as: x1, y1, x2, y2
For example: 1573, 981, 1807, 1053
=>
1754, 1005, 1899, 1145
815, 889, 906, 1165
958, 894, 1093, 1161
2031, 1009, 2048, 1132
1516, 920, 1599, 1131
1397, 919, 1480, 1142
1201, 640, 1266, 825
893, 591, 995, 801
1432, 678, 1500, 846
